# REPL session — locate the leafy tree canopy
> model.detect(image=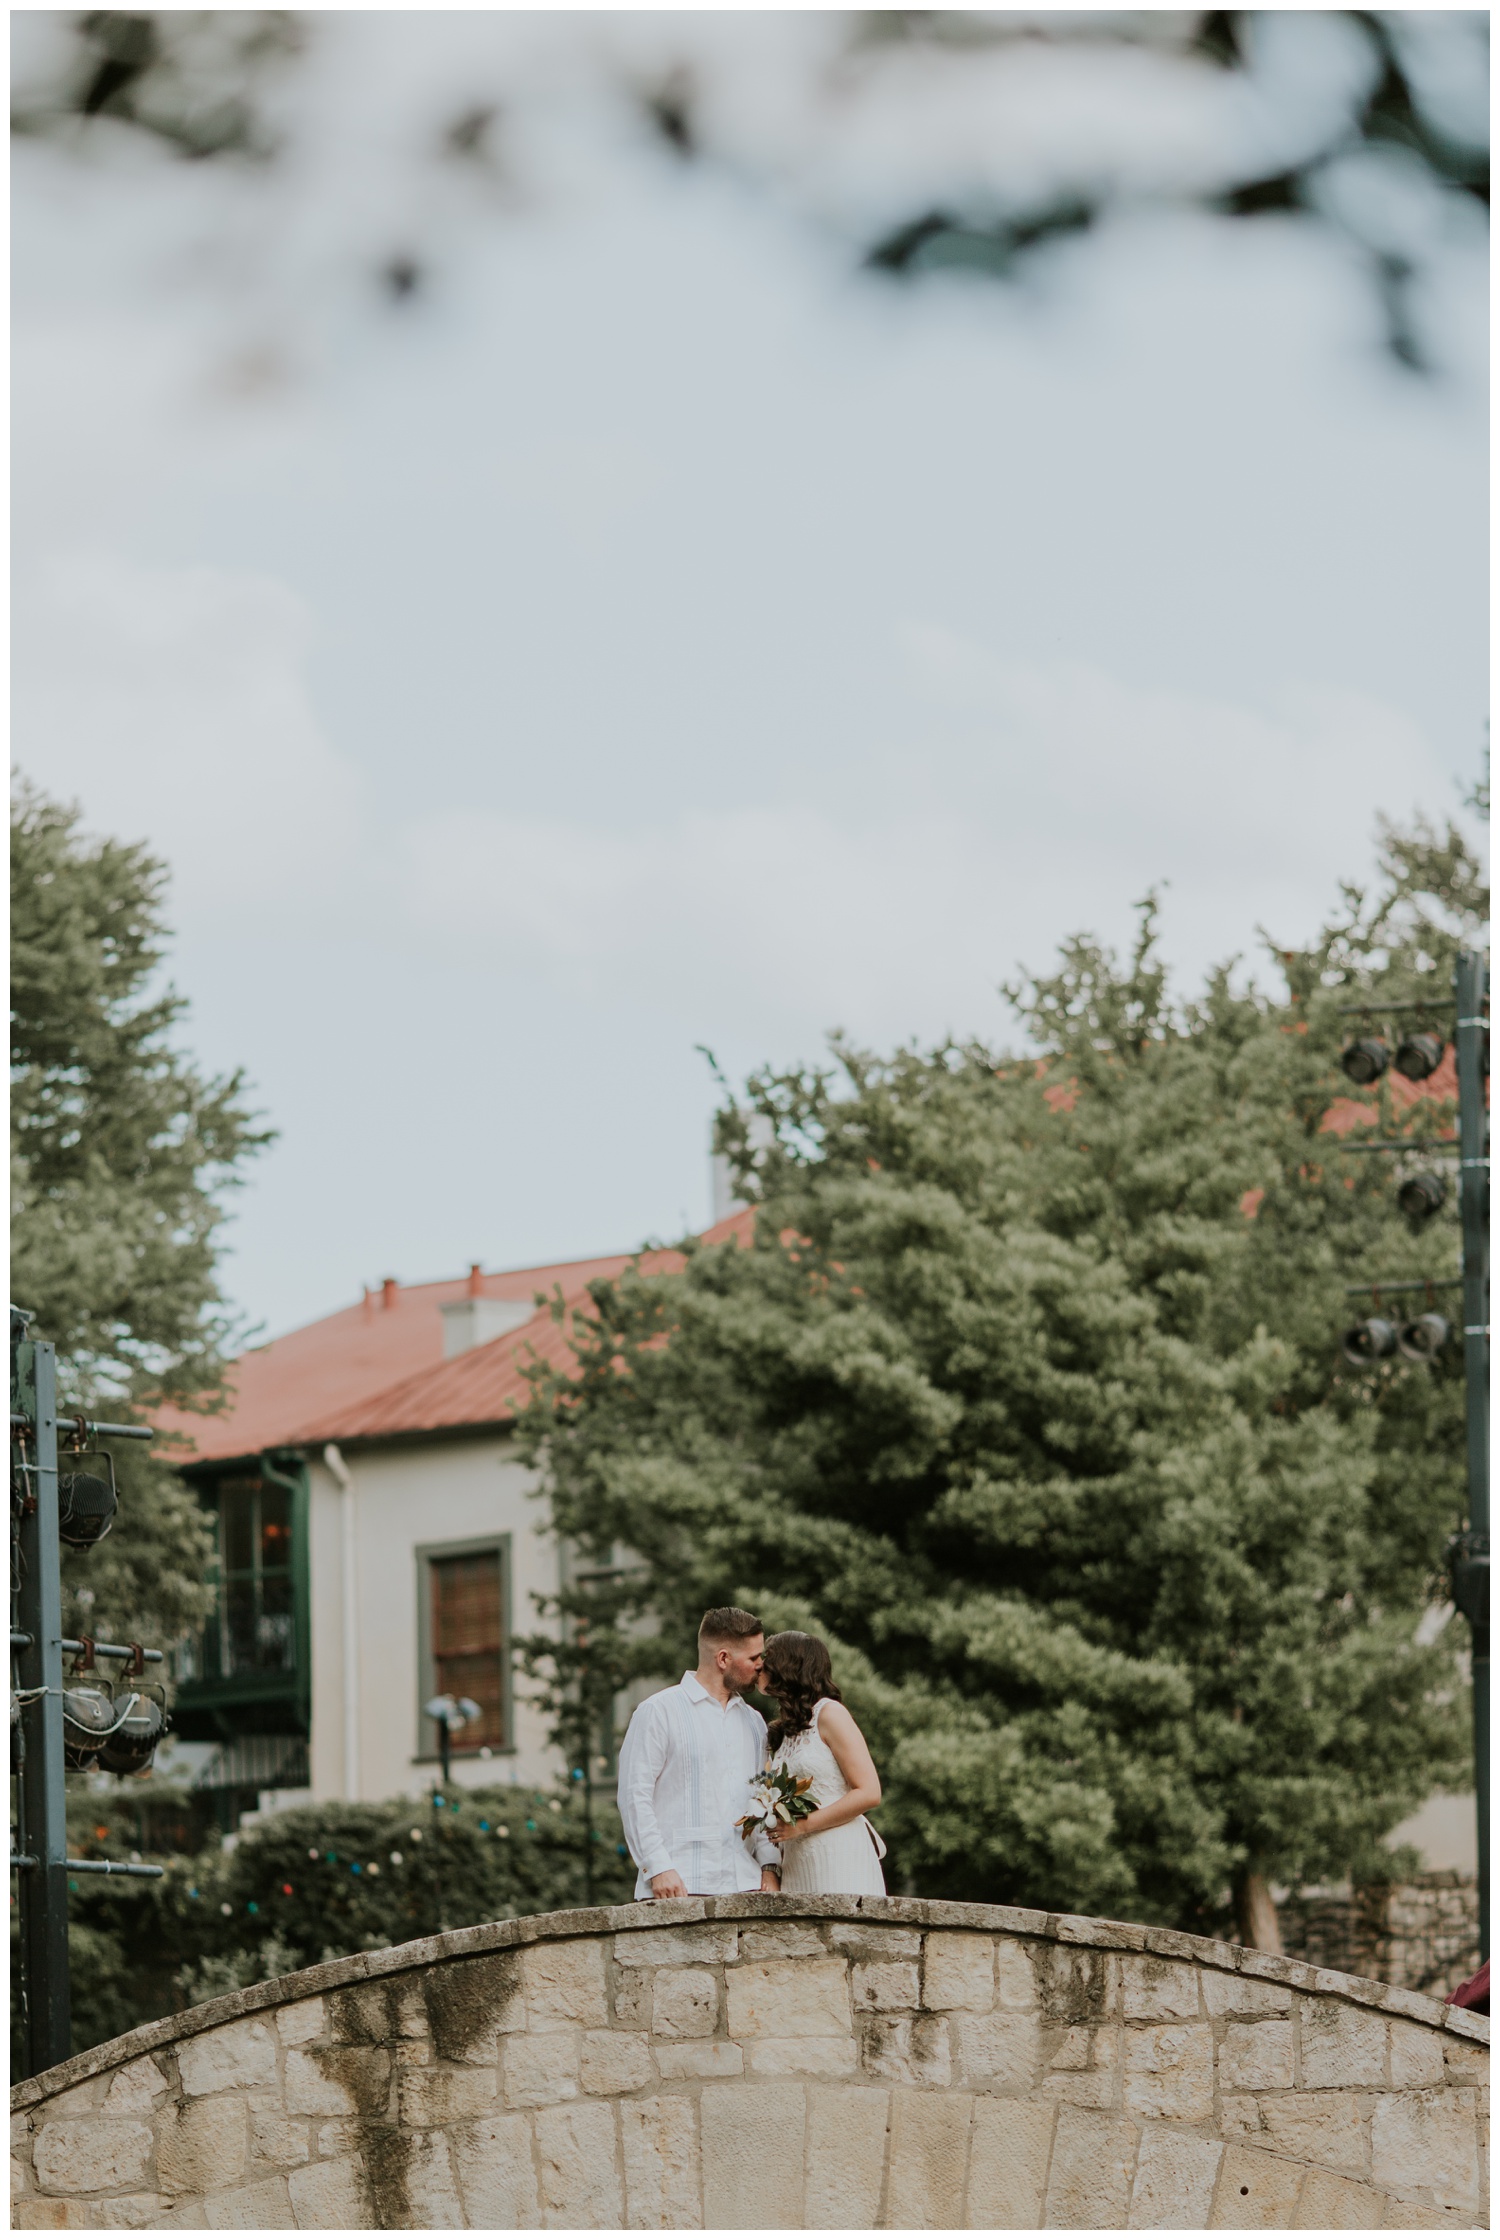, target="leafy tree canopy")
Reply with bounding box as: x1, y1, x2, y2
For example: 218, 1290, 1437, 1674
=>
519, 816, 1485, 1942
10, 777, 272, 1641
